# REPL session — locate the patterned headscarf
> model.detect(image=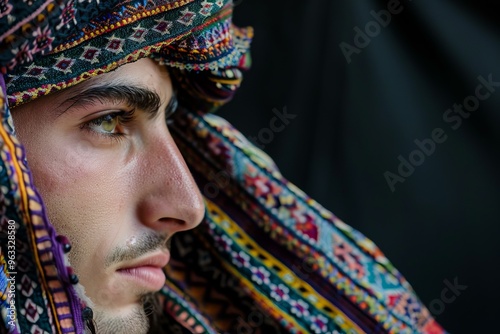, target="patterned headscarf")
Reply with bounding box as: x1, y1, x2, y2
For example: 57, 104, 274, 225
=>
0, 1, 445, 333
